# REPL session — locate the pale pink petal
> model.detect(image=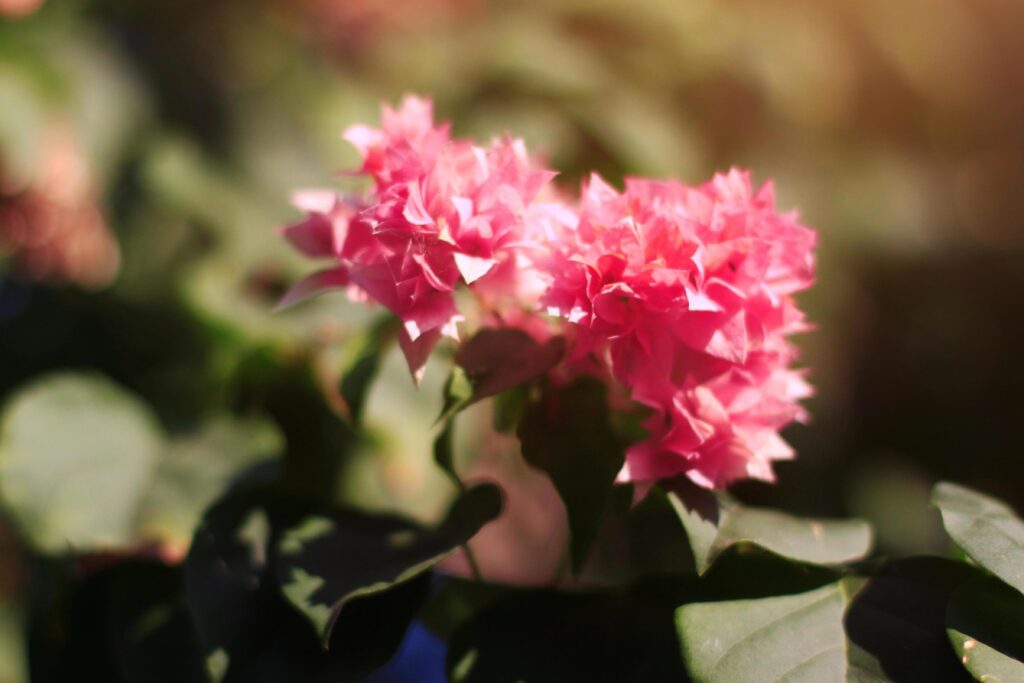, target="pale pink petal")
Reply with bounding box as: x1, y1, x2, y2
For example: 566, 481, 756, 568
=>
454, 253, 497, 284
